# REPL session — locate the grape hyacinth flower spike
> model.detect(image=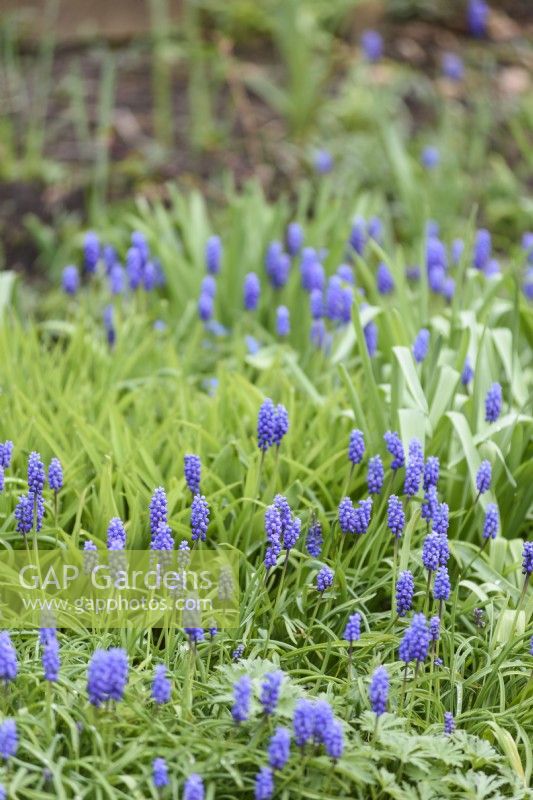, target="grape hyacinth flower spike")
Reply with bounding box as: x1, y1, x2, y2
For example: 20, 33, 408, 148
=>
184, 454, 201, 495
396, 571, 415, 618
384, 431, 404, 470
273, 404, 289, 449
191, 495, 209, 543
369, 666, 389, 721
485, 382, 502, 423
153, 757, 169, 789
348, 429, 365, 468
444, 711, 456, 735
343, 612, 361, 664
254, 767, 274, 800
184, 774, 204, 800
257, 398, 276, 454
231, 675, 252, 724
316, 565, 334, 593
268, 726, 291, 770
